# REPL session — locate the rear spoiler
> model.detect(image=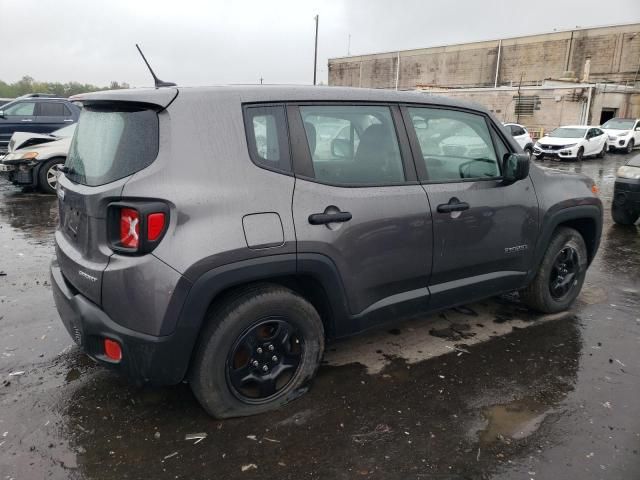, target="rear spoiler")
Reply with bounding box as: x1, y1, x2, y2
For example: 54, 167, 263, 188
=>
70, 88, 178, 110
